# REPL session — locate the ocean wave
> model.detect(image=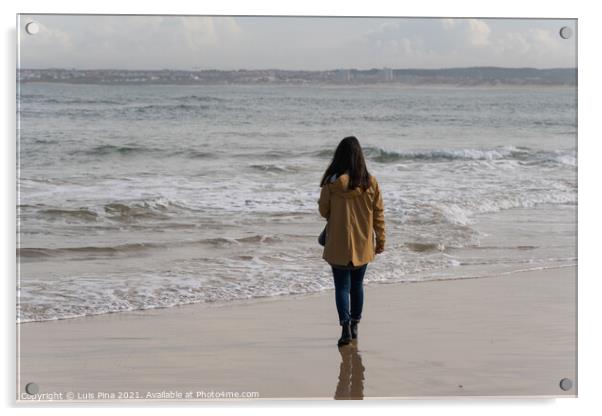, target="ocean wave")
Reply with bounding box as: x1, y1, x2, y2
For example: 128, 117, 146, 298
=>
65, 142, 575, 167
32, 138, 60, 145
364, 145, 524, 162
174, 95, 225, 102
22, 197, 199, 225
39, 208, 99, 221
168, 149, 214, 159
41, 98, 124, 105
17, 242, 162, 258
69, 144, 217, 160
404, 242, 446, 252
236, 235, 281, 244
428, 192, 576, 226
133, 103, 211, 113
311, 145, 576, 167
17, 234, 283, 260
100, 197, 205, 221
14, 249, 434, 322
70, 144, 164, 157
103, 202, 172, 221
17, 257, 575, 323
227, 149, 293, 160
314, 148, 336, 158
249, 163, 299, 173
194, 235, 281, 247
